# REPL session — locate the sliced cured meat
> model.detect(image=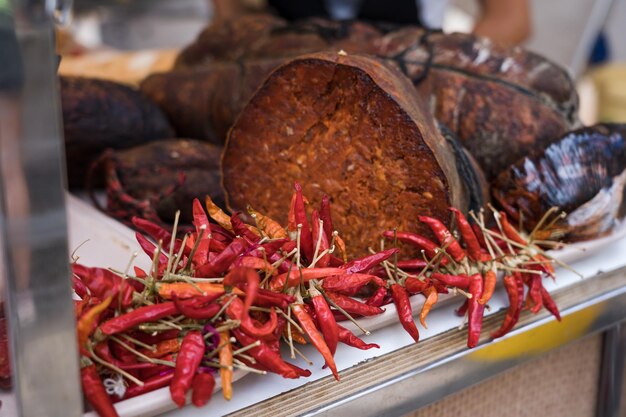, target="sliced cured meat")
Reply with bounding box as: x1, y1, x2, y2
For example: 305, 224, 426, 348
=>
222, 52, 468, 257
